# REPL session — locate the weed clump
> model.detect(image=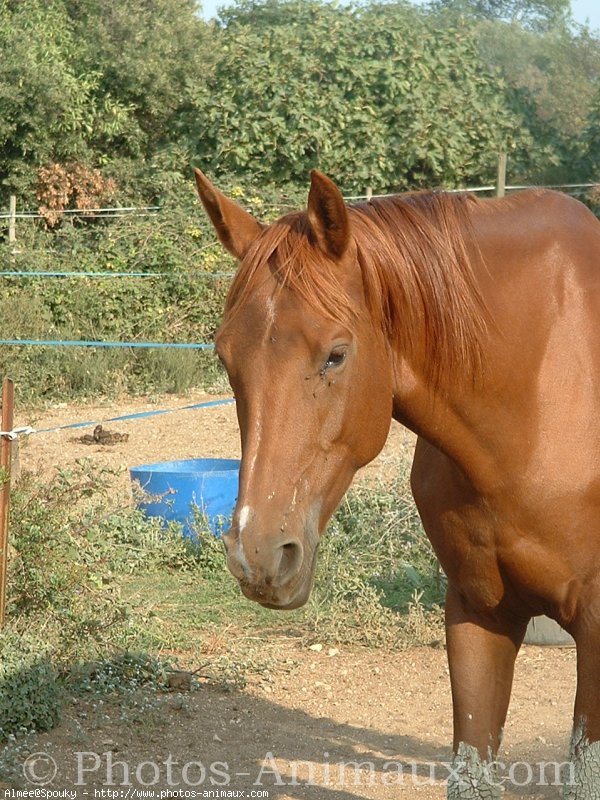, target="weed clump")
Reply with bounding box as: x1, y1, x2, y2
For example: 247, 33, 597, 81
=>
0, 631, 60, 740
0, 464, 170, 743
